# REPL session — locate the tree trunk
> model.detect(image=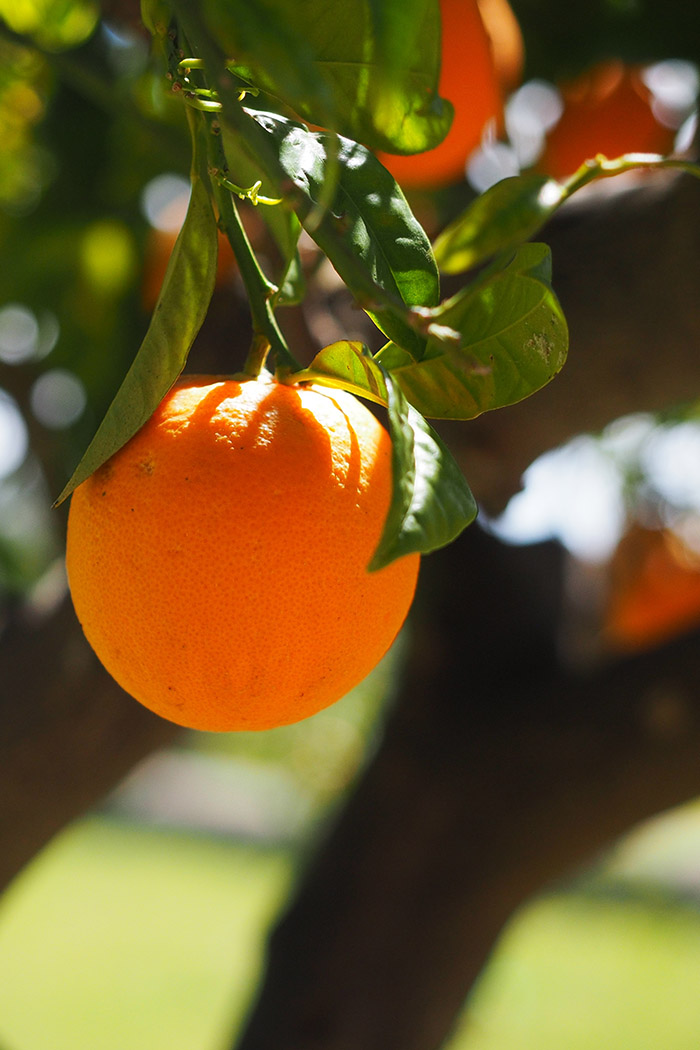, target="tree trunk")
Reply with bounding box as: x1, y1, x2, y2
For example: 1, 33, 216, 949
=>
234, 525, 700, 1050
